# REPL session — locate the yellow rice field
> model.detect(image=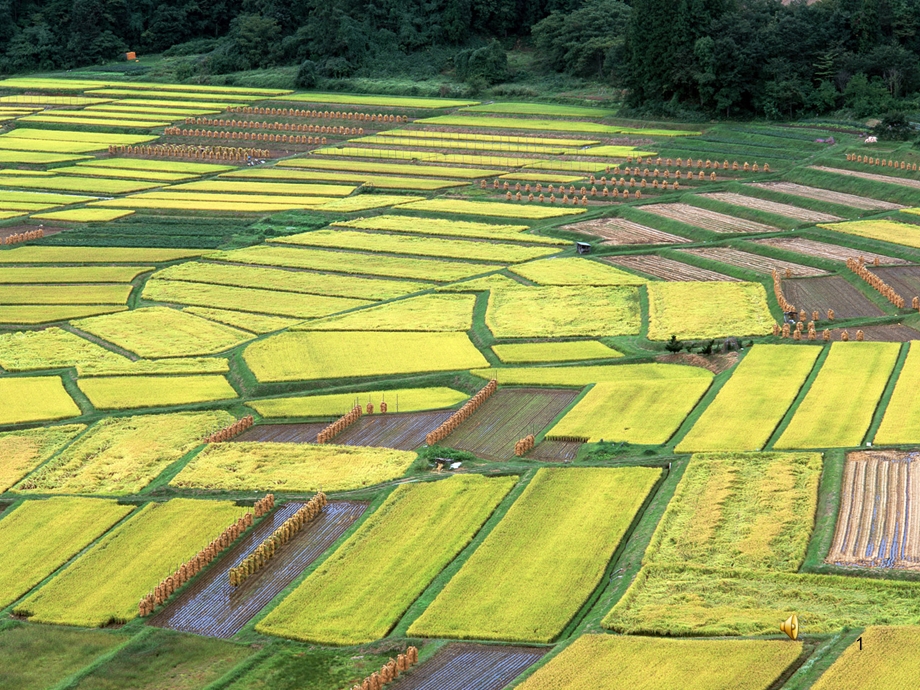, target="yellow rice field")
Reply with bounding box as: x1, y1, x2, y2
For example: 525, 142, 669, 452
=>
171, 443, 417, 493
